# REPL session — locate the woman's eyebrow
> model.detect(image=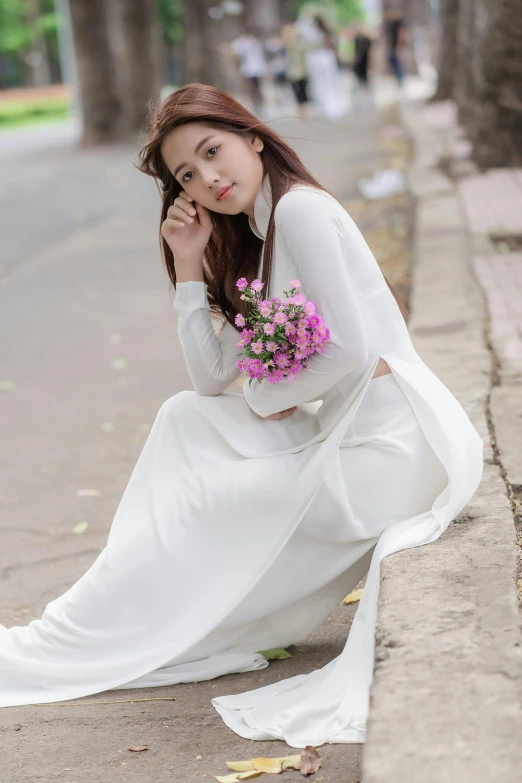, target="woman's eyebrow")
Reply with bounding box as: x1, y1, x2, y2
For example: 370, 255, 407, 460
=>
173, 135, 217, 178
